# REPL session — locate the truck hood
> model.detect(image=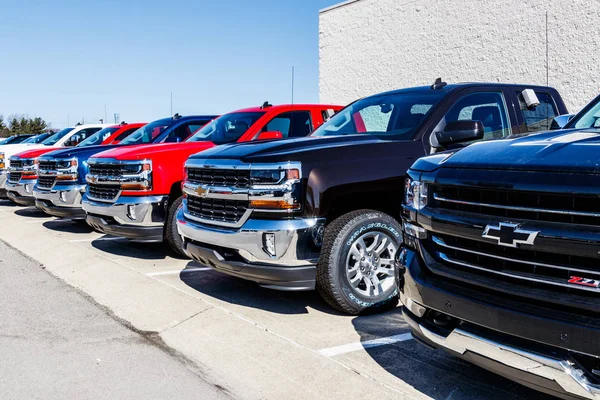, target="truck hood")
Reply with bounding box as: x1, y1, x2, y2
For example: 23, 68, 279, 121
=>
92, 142, 216, 161
46, 144, 121, 160
12, 147, 59, 159
189, 135, 385, 163
424, 128, 600, 174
